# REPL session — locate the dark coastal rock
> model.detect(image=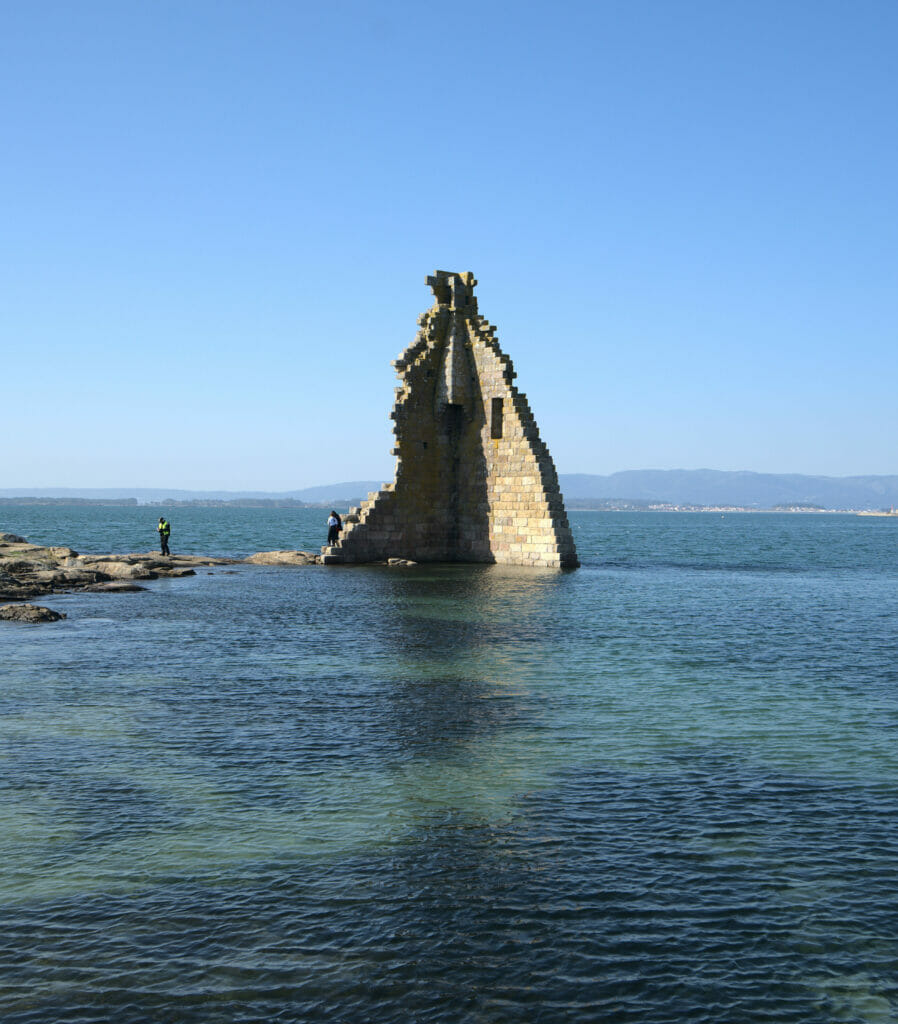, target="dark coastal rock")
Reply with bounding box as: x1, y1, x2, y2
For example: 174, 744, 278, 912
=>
0, 603, 66, 623
0, 565, 47, 600
153, 567, 196, 577
84, 581, 147, 592
0, 533, 27, 544
0, 589, 44, 602
0, 576, 43, 600
2, 559, 46, 575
